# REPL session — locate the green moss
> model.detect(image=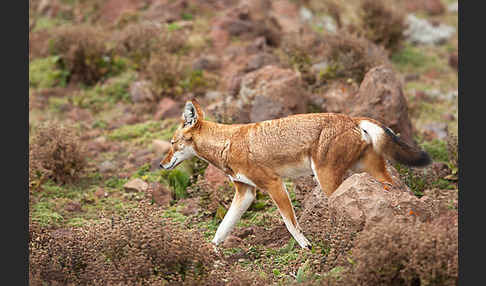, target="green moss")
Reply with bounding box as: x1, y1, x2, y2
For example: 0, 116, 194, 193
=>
29, 56, 70, 88
162, 205, 189, 223
32, 201, 64, 226
167, 23, 181, 31
66, 217, 89, 227
72, 71, 136, 110
394, 163, 427, 197
107, 120, 179, 144
108, 121, 162, 141
420, 139, 449, 162
32, 17, 69, 32
391, 45, 437, 71
105, 177, 129, 189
